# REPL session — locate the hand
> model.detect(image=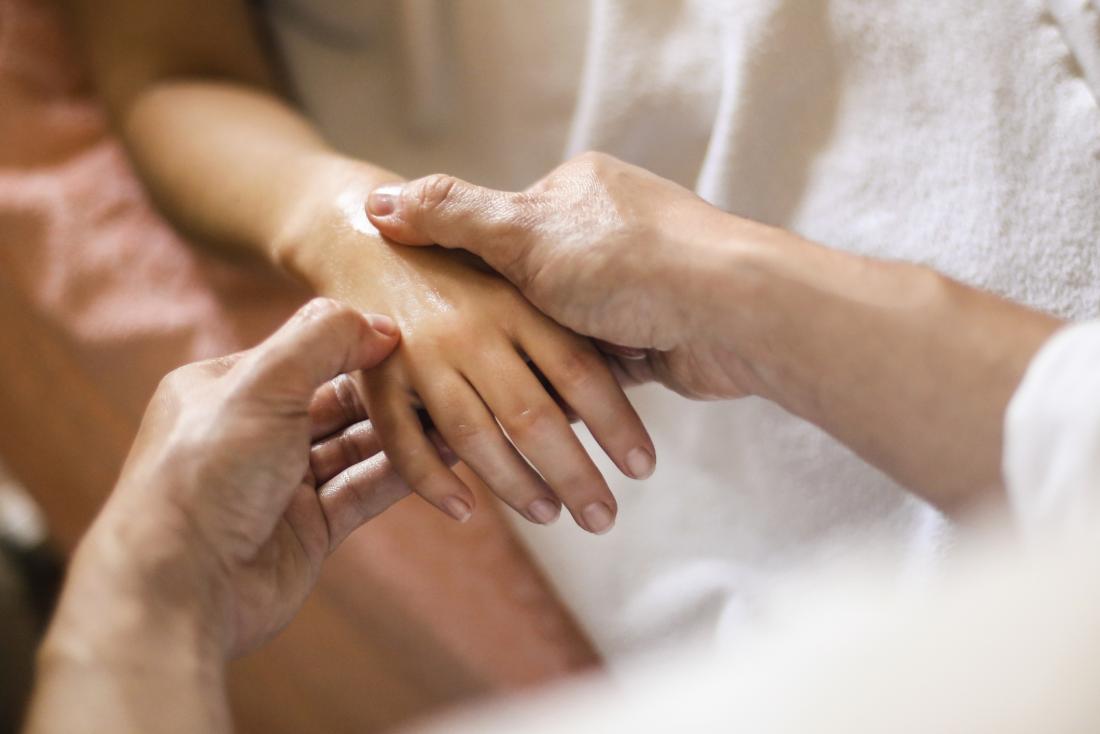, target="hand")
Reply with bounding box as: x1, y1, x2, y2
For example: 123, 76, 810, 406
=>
48, 299, 429, 659
288, 170, 657, 534
365, 152, 778, 399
